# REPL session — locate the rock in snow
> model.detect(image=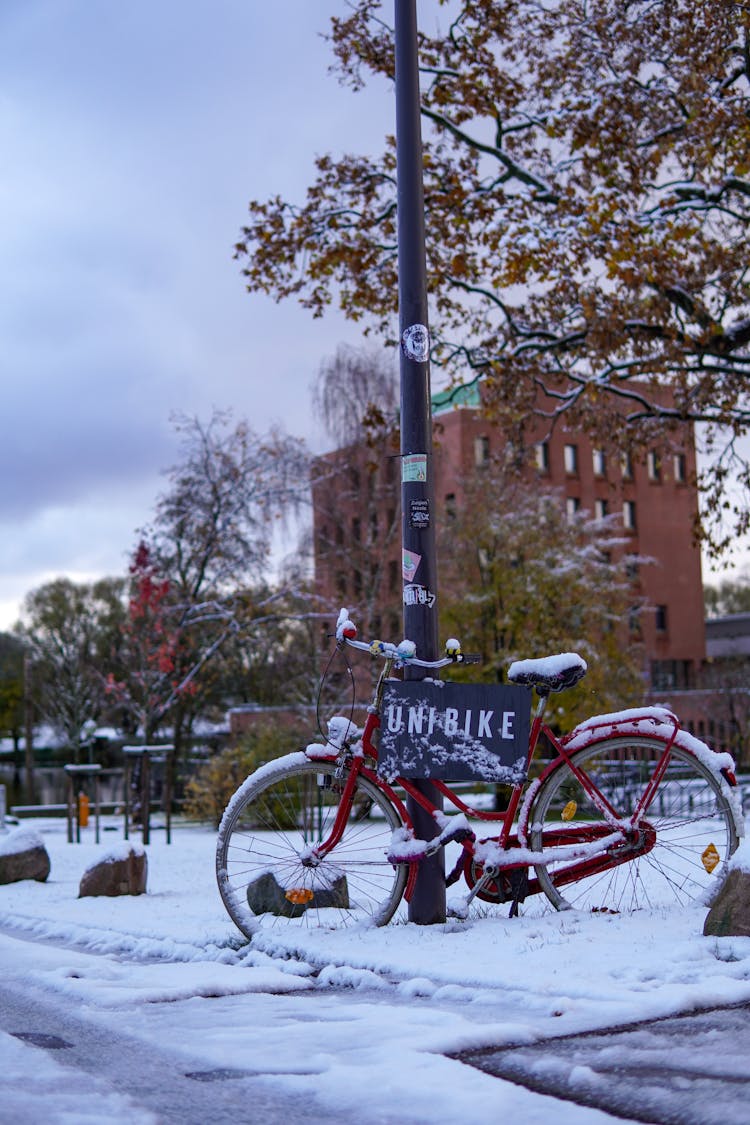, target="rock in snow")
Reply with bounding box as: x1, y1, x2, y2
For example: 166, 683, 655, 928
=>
78, 843, 147, 898
703, 840, 750, 937
0, 827, 51, 884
